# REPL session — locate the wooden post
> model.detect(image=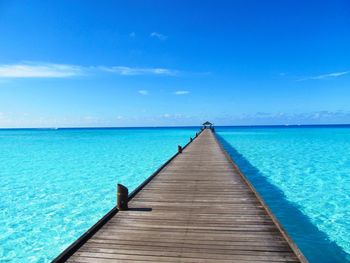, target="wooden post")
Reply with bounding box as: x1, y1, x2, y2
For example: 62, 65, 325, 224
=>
117, 184, 128, 210
190, 137, 193, 142
195, 132, 198, 137
178, 145, 182, 153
